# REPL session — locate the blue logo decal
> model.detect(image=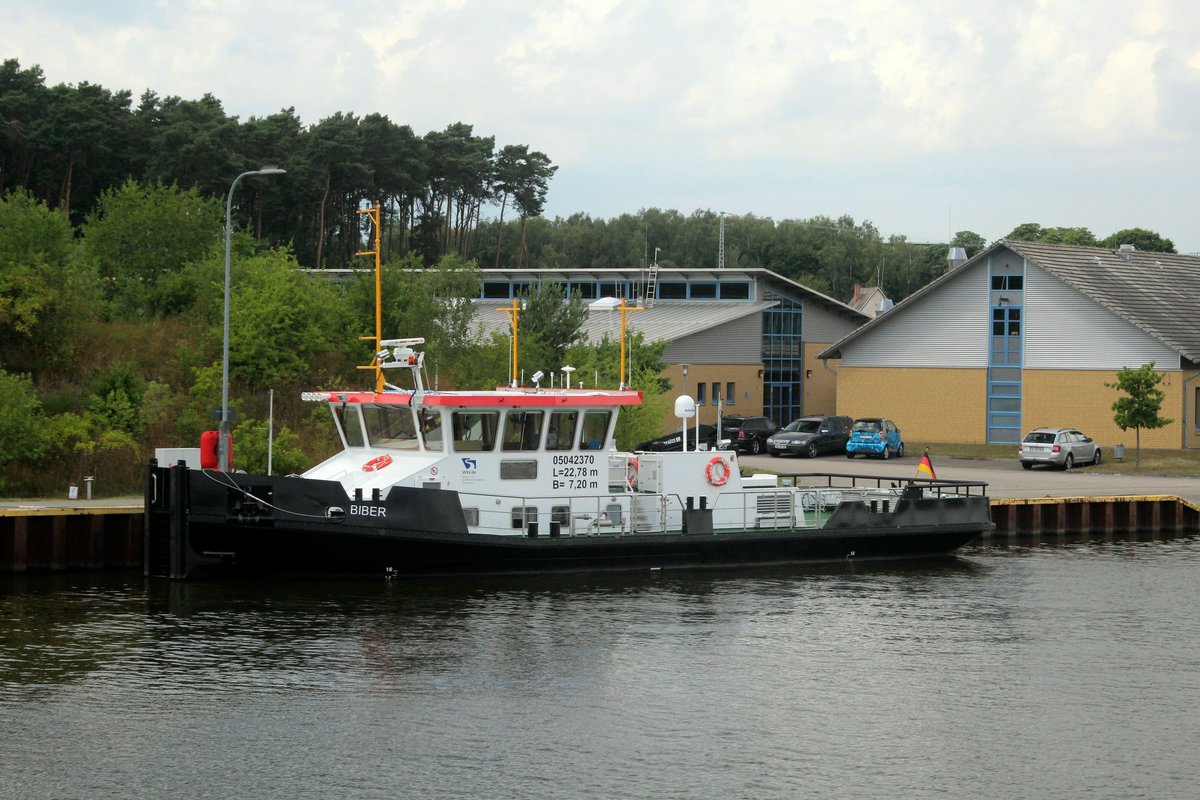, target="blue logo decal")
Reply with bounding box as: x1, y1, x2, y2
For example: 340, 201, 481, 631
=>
462, 457, 477, 470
